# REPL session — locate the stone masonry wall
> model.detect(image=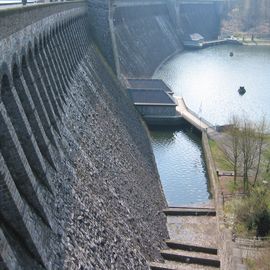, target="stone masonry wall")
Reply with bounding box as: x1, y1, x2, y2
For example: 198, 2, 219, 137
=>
179, 3, 221, 40
114, 4, 182, 78
0, 1, 87, 40
112, 2, 222, 79
87, 0, 116, 71
0, 2, 168, 269
113, 4, 182, 78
